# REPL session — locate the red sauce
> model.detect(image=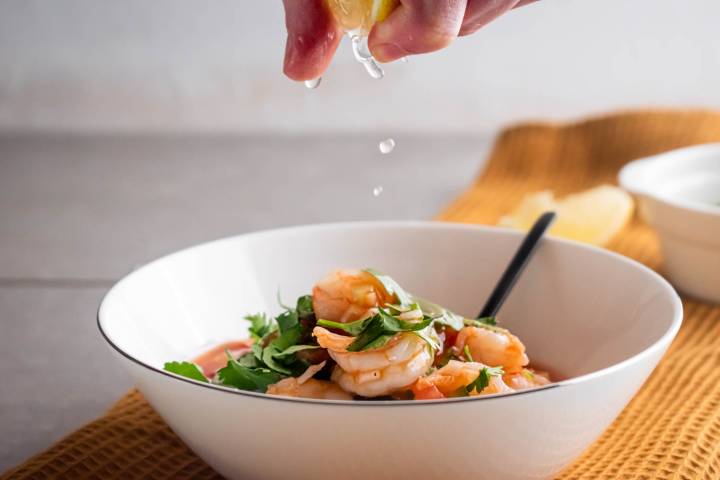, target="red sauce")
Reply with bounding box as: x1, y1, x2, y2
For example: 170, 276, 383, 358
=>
193, 339, 253, 378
